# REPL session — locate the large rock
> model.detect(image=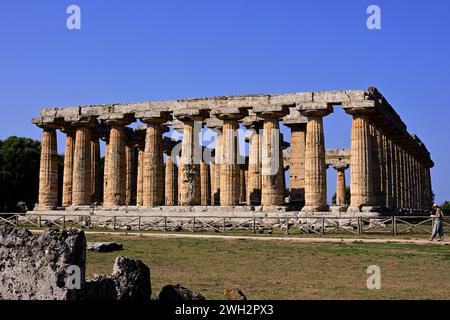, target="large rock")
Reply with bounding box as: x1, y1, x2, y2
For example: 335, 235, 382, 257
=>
0, 225, 86, 300
158, 284, 205, 301
87, 242, 123, 252
112, 256, 151, 301
0, 225, 152, 301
